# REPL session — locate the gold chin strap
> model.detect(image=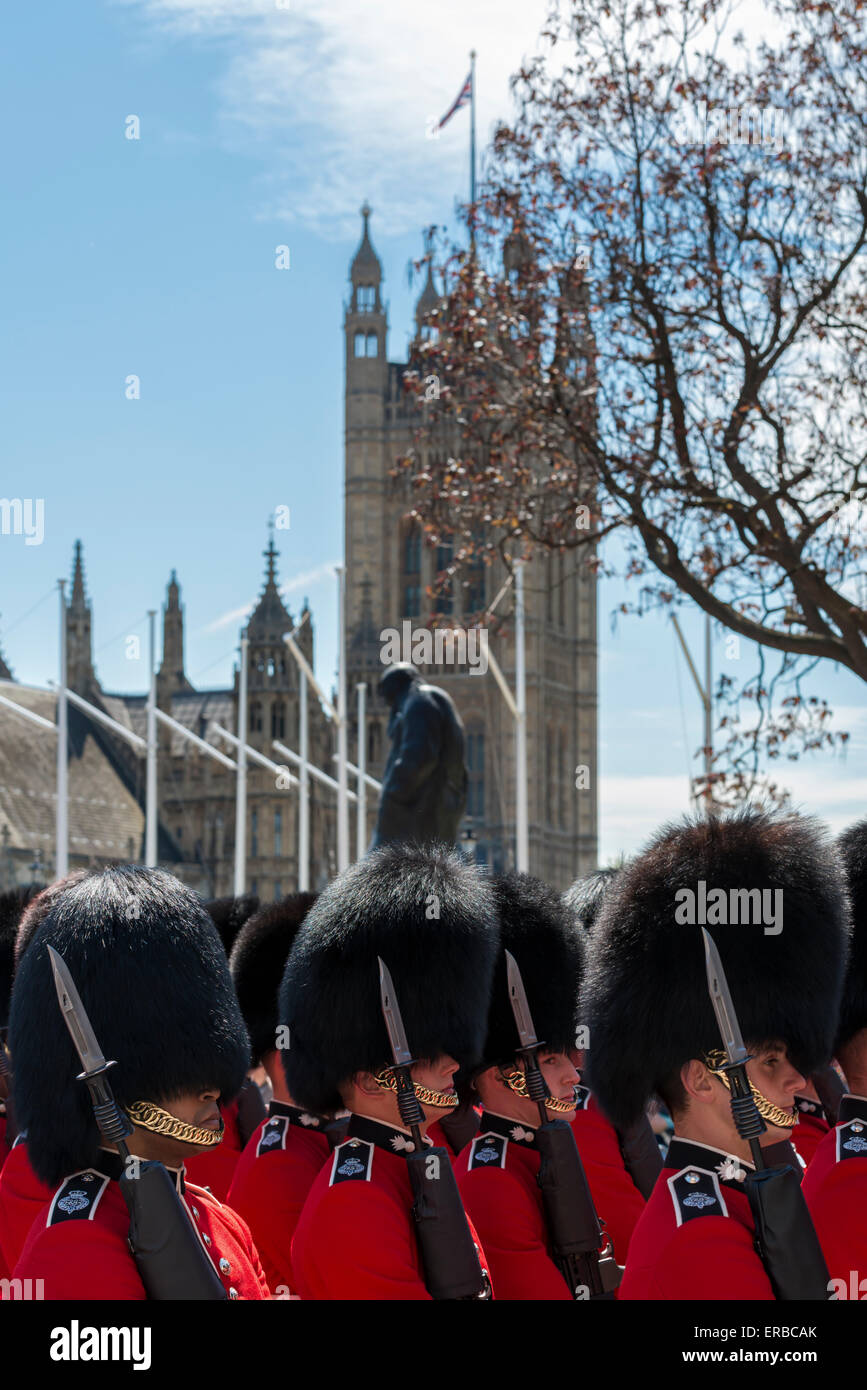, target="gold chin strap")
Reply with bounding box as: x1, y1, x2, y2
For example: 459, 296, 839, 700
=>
703, 1051, 797, 1130
126, 1101, 225, 1147
373, 1069, 458, 1109
500, 1067, 577, 1114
